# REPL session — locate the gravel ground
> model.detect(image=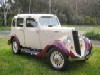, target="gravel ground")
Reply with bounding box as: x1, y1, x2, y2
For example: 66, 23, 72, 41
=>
0, 30, 10, 38
91, 40, 100, 46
